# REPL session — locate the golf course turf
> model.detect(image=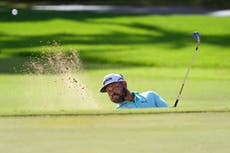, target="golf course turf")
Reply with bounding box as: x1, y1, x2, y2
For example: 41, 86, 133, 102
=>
0, 8, 229, 153
0, 113, 229, 153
